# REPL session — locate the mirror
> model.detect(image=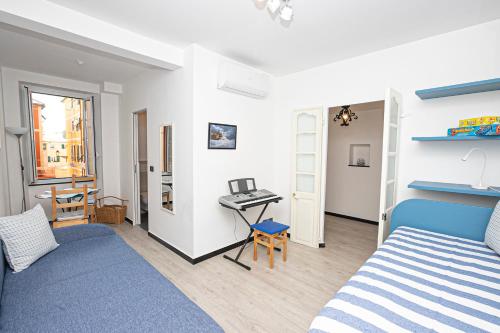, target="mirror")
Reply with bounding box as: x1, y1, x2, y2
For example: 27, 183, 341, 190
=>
160, 124, 174, 212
